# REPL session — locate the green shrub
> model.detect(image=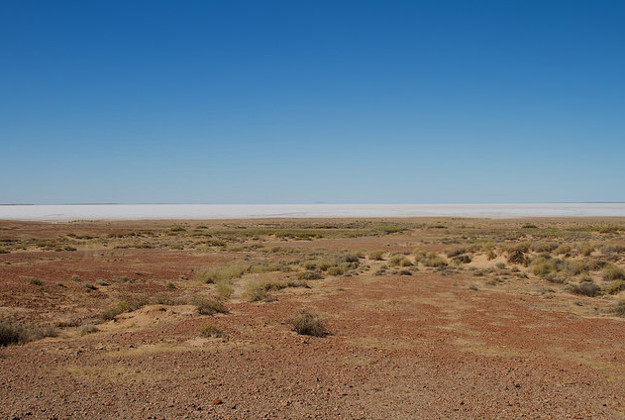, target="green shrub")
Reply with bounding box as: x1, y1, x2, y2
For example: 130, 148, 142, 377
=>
291, 311, 328, 337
